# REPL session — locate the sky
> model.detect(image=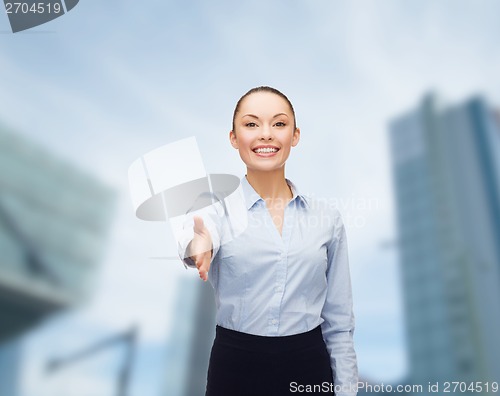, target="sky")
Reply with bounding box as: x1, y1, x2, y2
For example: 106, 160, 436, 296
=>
1, 1, 500, 395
